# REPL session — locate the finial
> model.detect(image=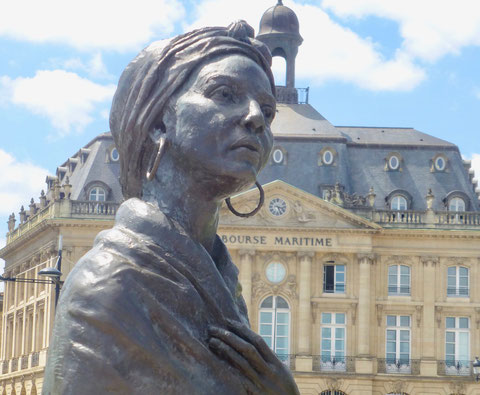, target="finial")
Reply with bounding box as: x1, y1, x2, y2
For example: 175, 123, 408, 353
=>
277, 0, 283, 5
